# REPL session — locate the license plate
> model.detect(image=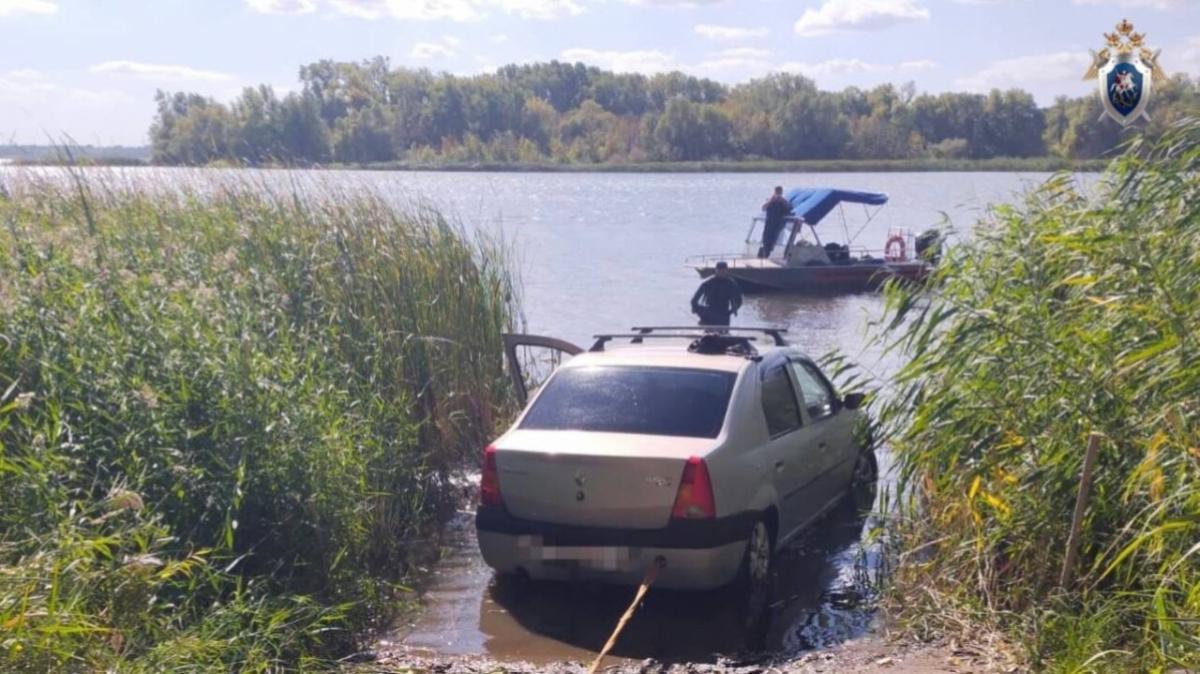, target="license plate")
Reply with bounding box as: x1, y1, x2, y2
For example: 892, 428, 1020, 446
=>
517, 536, 632, 571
